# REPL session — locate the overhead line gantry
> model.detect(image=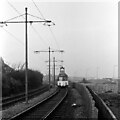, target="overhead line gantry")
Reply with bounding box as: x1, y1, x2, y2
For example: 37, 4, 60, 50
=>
34, 47, 64, 91
0, 7, 54, 104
